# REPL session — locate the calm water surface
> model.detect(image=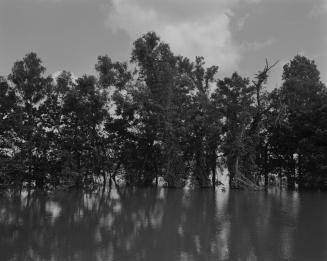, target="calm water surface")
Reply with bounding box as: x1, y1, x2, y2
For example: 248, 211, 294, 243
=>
1, 187, 327, 261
